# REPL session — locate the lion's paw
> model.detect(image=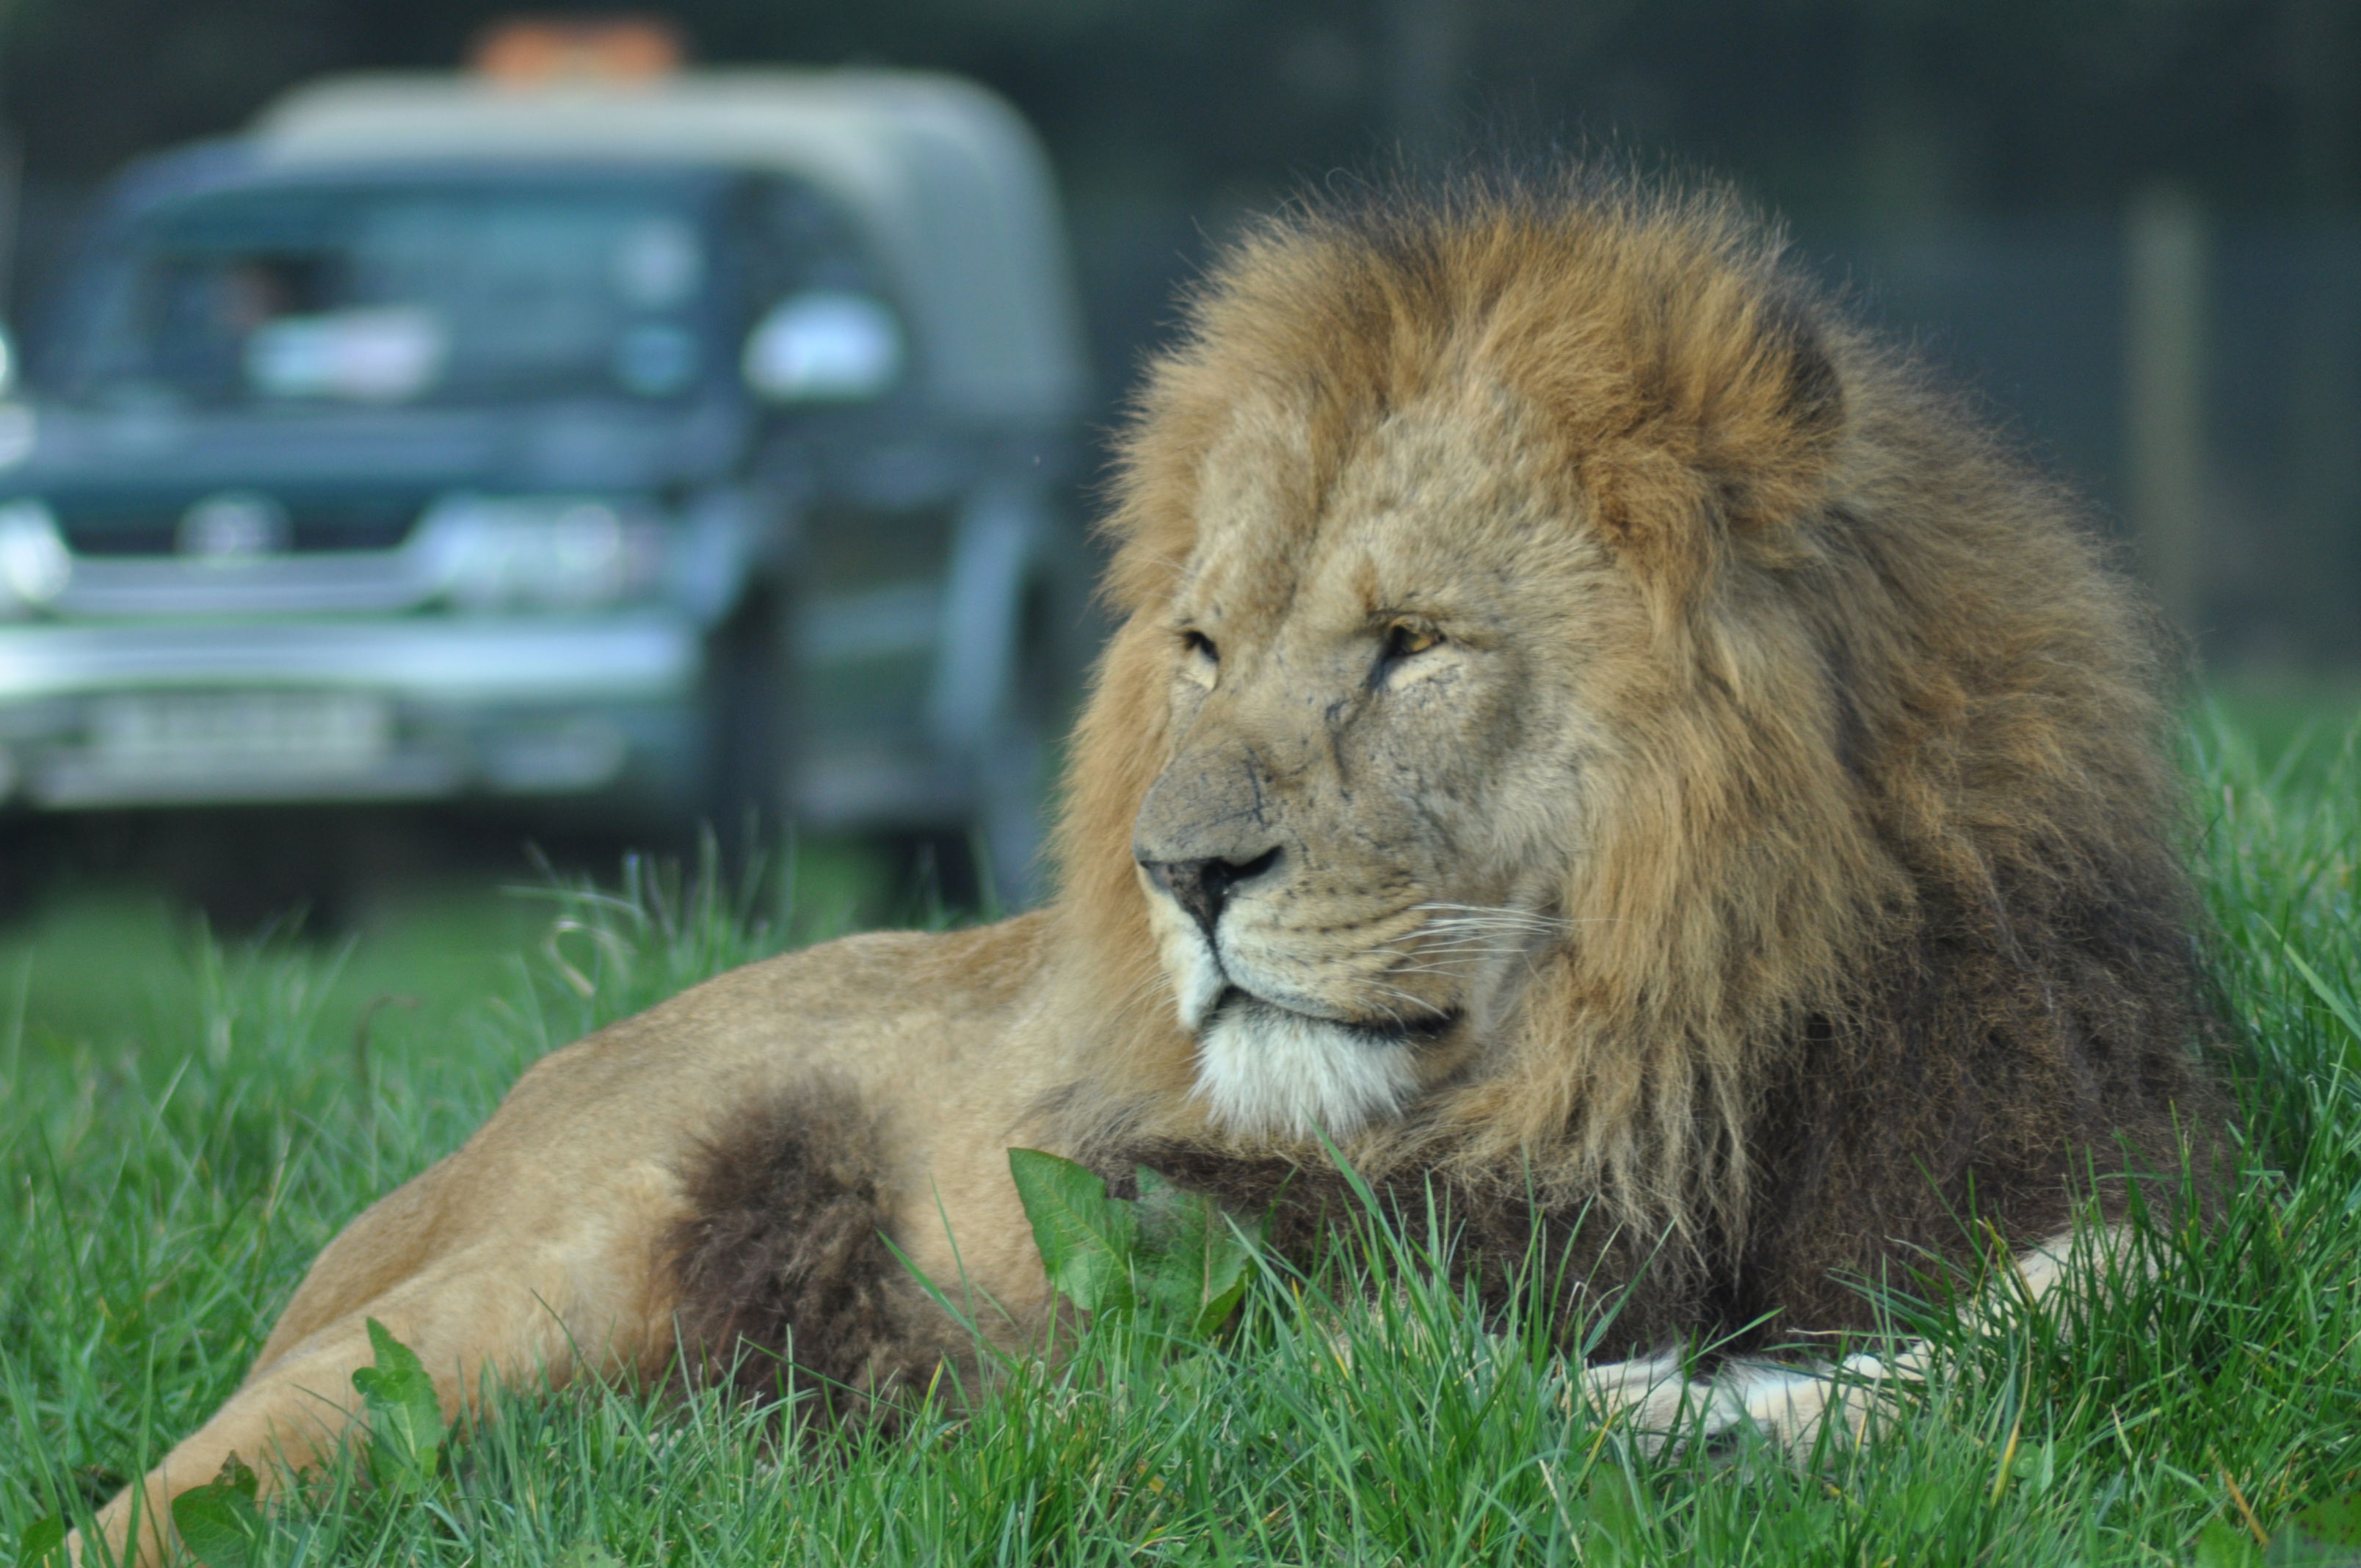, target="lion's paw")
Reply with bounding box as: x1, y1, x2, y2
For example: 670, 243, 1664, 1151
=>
1577, 1344, 1929, 1458
1716, 1347, 1927, 1456
1574, 1349, 1750, 1451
